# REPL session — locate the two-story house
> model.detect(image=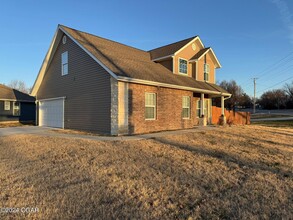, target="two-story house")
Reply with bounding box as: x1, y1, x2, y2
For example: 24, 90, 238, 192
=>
31, 25, 230, 135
